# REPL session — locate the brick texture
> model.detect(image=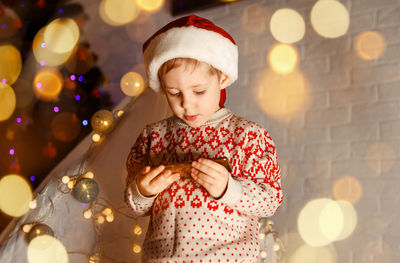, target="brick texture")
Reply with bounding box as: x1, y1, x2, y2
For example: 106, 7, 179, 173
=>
73, 0, 400, 262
